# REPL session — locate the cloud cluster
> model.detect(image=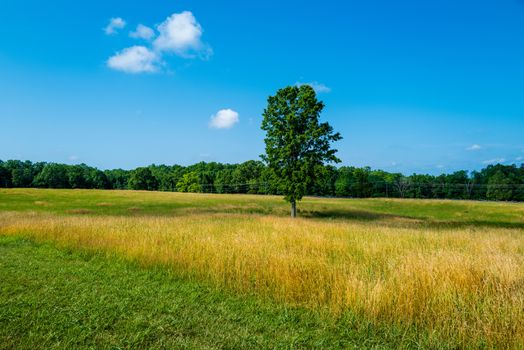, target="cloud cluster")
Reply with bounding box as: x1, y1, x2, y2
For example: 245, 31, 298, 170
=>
209, 109, 240, 129
104, 17, 126, 35
106, 11, 210, 74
